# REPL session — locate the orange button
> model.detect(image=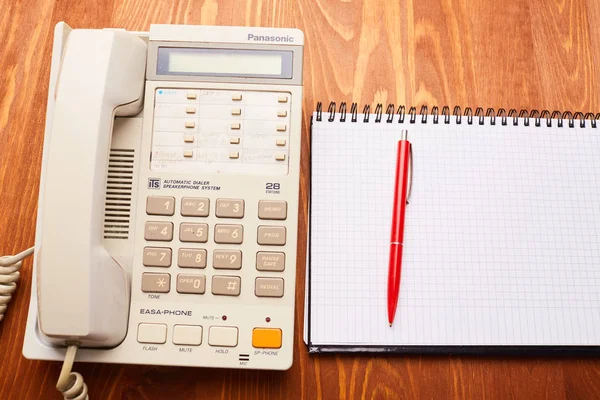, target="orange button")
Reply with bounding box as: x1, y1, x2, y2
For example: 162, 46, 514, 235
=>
252, 328, 282, 349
